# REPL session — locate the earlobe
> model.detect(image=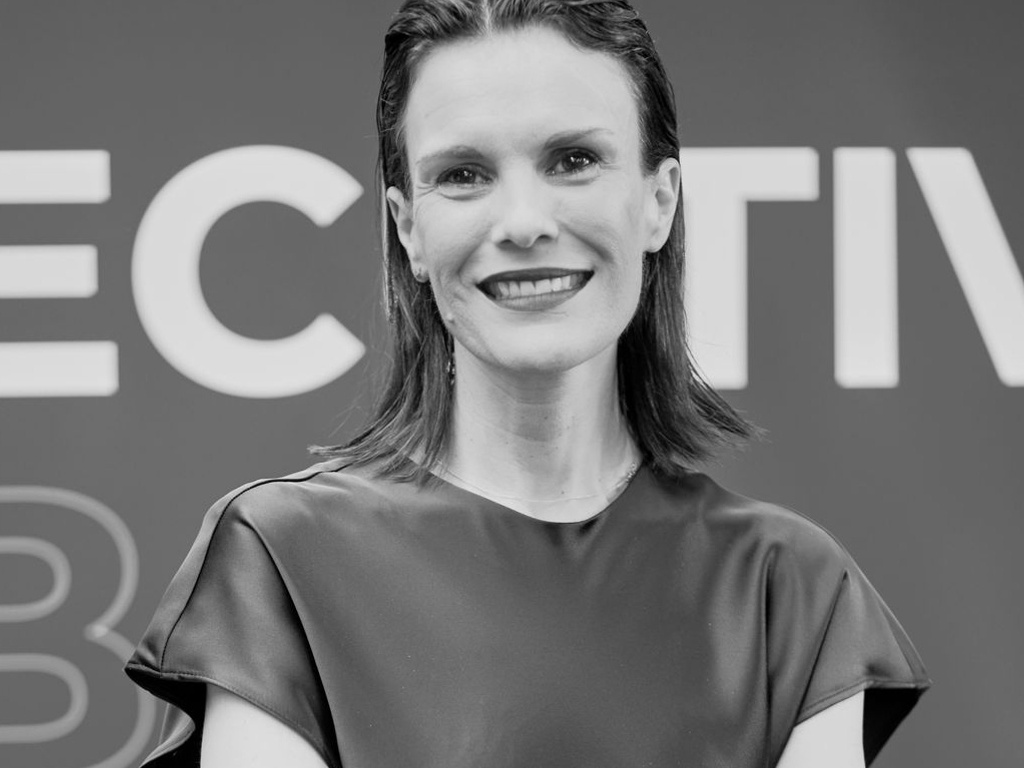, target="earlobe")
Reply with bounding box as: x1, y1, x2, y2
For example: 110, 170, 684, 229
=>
644, 157, 681, 253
